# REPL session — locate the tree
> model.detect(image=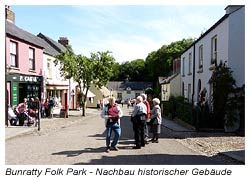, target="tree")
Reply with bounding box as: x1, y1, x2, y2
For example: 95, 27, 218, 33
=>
209, 61, 236, 128
145, 38, 194, 96
55, 46, 116, 116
